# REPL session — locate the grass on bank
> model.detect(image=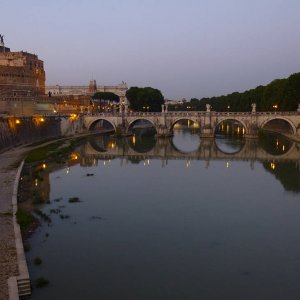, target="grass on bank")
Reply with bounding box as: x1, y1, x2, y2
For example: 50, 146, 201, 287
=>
25, 141, 71, 163
16, 209, 36, 231
25, 135, 87, 163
